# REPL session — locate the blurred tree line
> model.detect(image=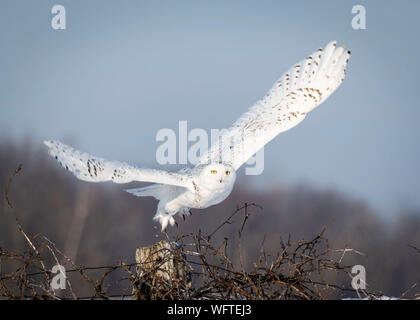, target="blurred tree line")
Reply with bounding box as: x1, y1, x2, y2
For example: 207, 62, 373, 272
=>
0, 139, 419, 298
